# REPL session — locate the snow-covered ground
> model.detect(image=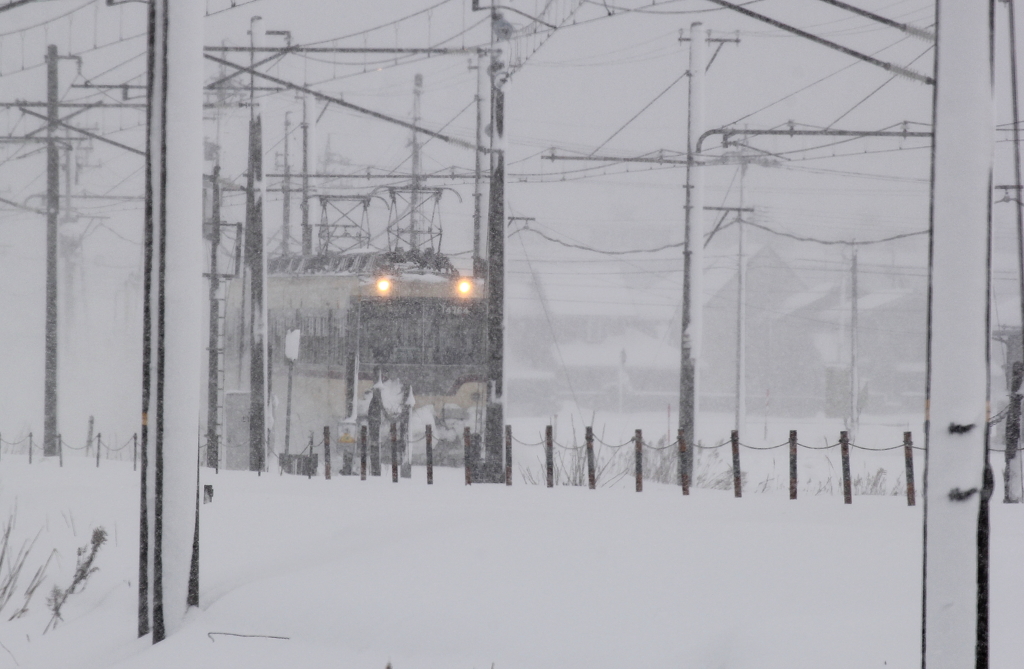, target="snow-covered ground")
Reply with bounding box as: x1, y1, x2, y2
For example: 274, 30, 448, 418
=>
1, 449, 1022, 669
